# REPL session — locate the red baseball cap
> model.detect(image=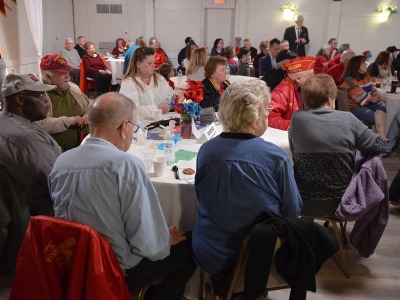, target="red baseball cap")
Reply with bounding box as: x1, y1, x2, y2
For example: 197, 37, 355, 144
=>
40, 54, 75, 74
283, 56, 315, 74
